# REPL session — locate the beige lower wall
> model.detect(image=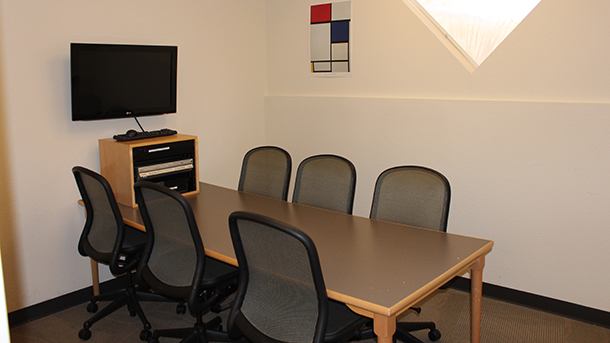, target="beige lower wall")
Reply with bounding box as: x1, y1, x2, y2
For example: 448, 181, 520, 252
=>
265, 95, 610, 313
264, 0, 610, 314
